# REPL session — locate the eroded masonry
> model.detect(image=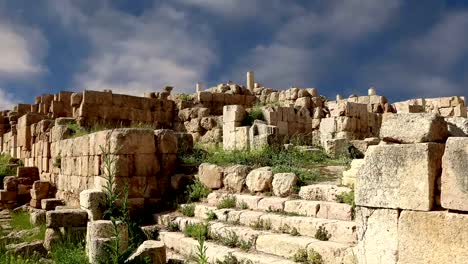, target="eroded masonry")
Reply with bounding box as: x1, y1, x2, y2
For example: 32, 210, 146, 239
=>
0, 71, 467, 263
